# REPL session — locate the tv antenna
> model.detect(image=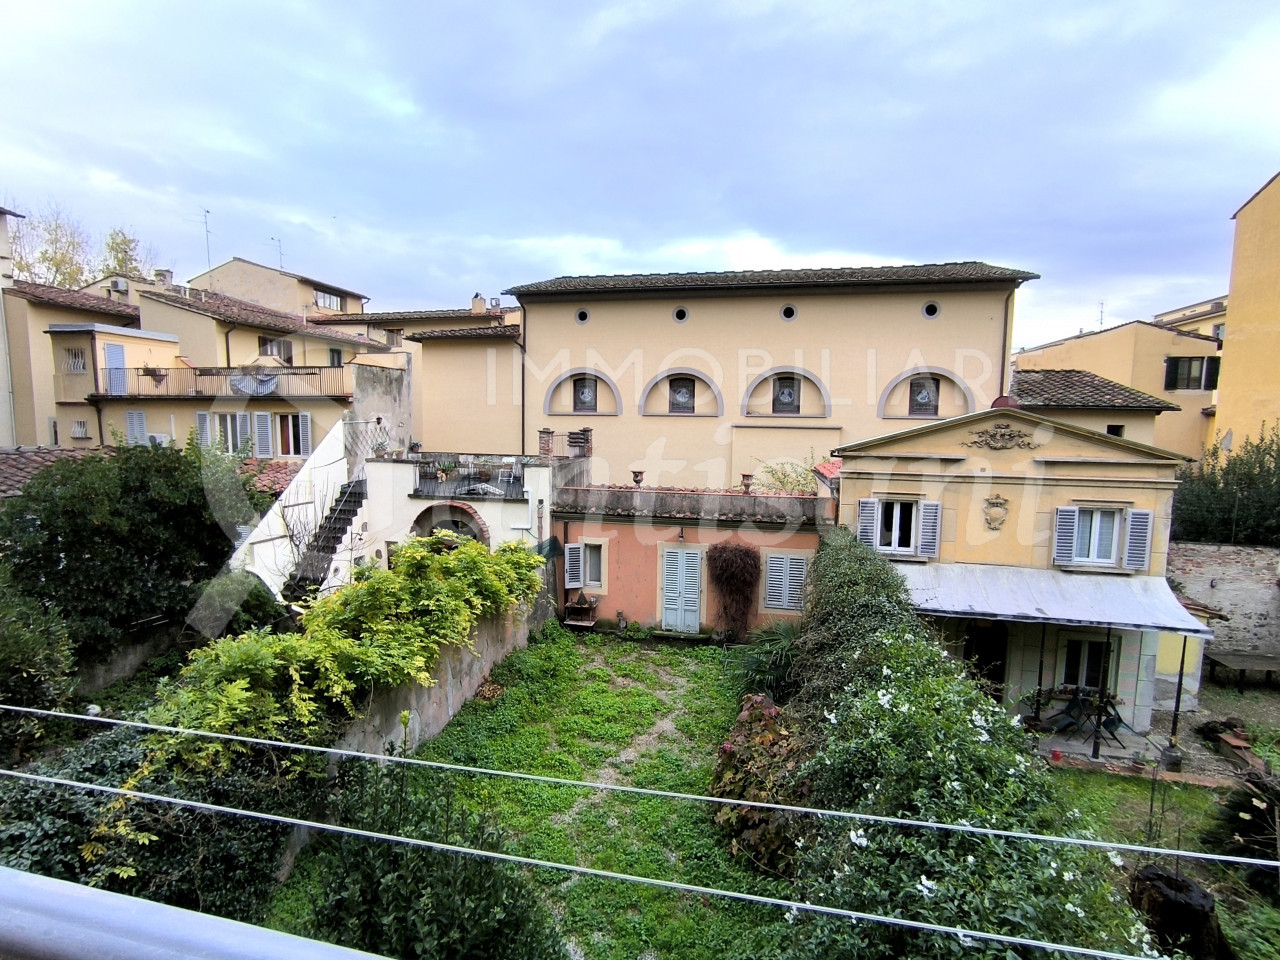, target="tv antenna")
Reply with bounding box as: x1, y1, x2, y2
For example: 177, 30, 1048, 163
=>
202, 209, 212, 270
1098, 300, 1105, 329
268, 236, 284, 269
